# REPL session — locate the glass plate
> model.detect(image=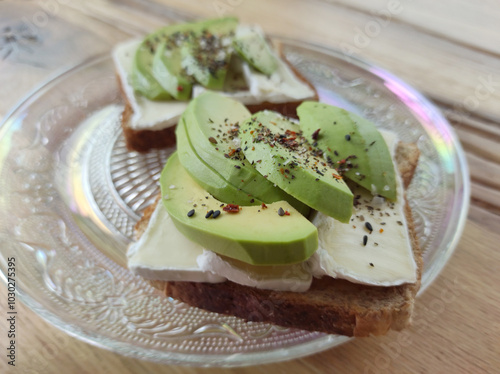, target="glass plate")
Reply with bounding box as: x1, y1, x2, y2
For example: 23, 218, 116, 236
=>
0, 37, 469, 366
